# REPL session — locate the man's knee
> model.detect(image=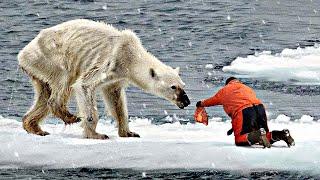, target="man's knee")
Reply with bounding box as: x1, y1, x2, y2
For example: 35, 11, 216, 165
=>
235, 141, 250, 146
235, 134, 249, 146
